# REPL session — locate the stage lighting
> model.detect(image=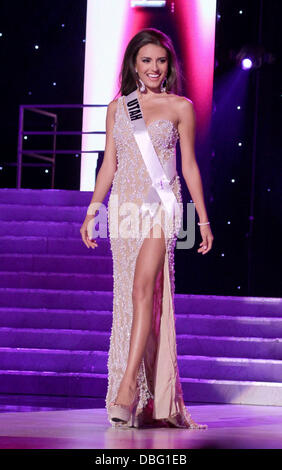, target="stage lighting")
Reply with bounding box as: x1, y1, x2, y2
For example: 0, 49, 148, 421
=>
241, 58, 253, 70
235, 44, 275, 70
131, 0, 166, 7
